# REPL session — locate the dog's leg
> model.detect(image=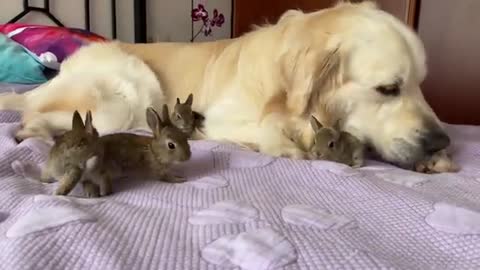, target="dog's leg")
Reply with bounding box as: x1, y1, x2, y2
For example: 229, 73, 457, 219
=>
12, 74, 97, 141
17, 93, 136, 142
415, 149, 460, 173
259, 138, 306, 159
16, 111, 74, 141
257, 126, 307, 159
15, 126, 51, 142
203, 117, 306, 159
257, 113, 308, 159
